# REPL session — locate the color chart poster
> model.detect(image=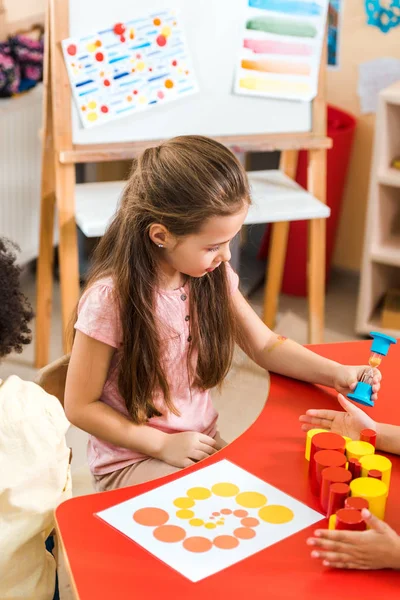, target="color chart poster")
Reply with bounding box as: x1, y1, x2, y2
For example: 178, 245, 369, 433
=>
62, 9, 198, 128
234, 0, 329, 101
